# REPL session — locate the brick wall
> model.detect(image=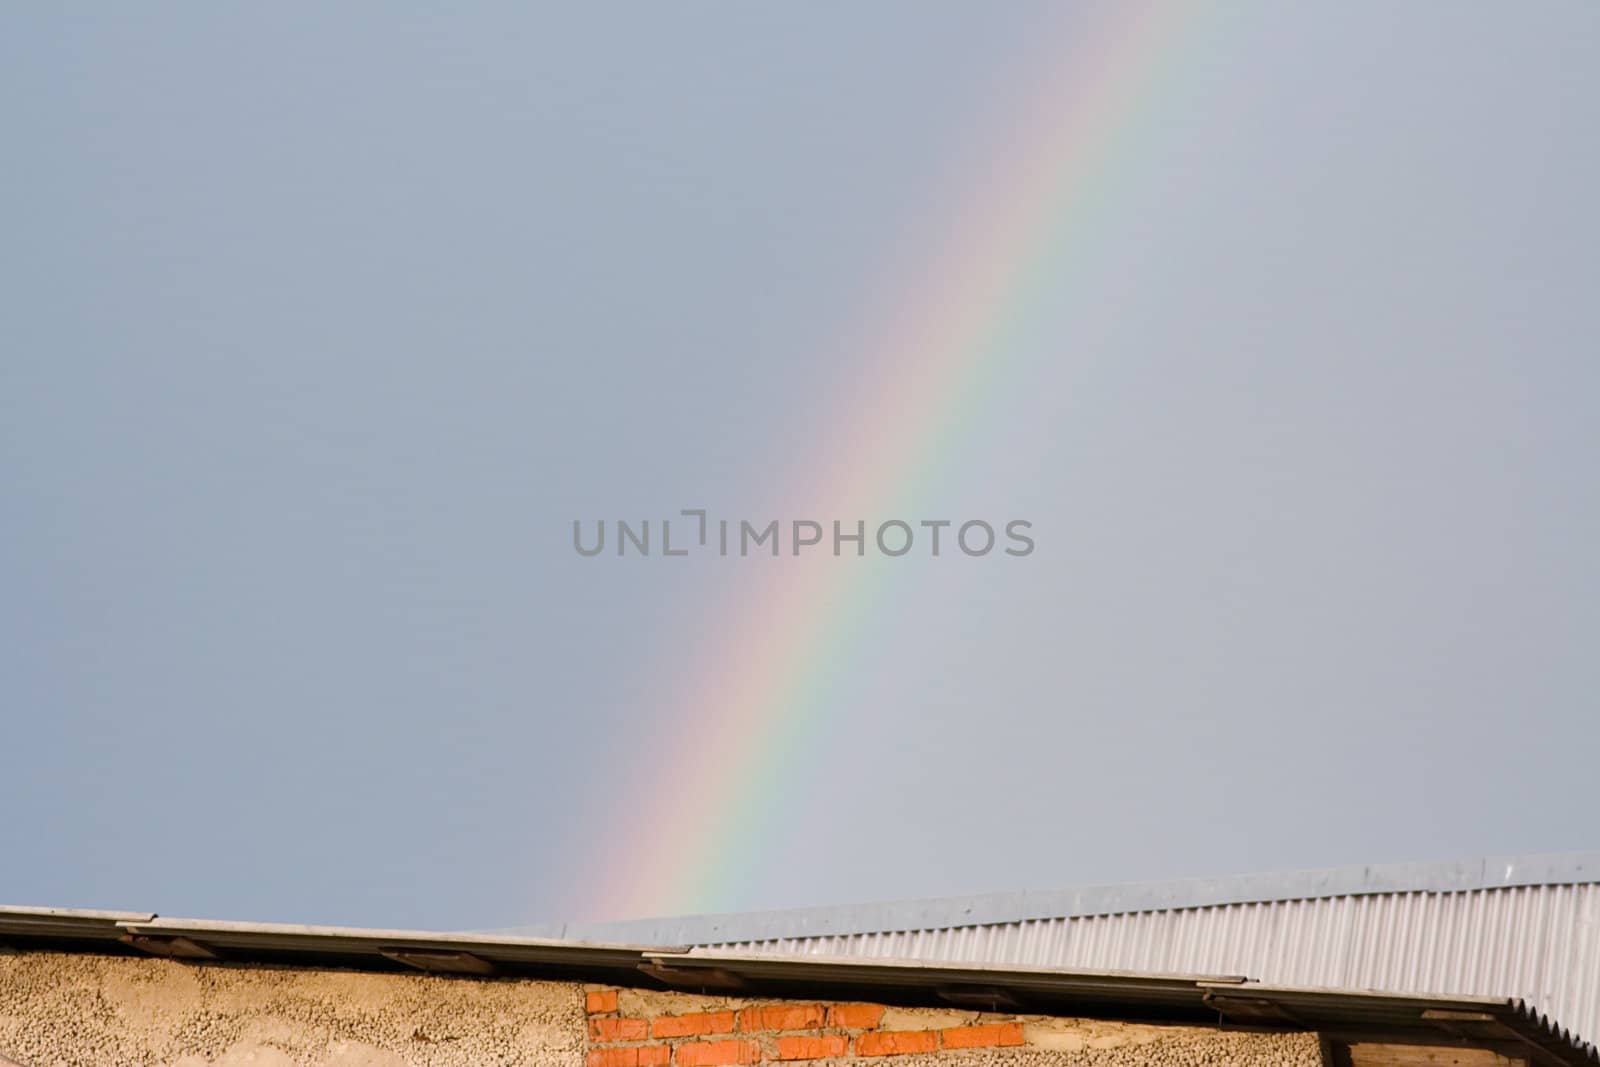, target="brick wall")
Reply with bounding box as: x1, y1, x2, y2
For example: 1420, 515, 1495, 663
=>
584, 989, 1030, 1066
581, 987, 1324, 1067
